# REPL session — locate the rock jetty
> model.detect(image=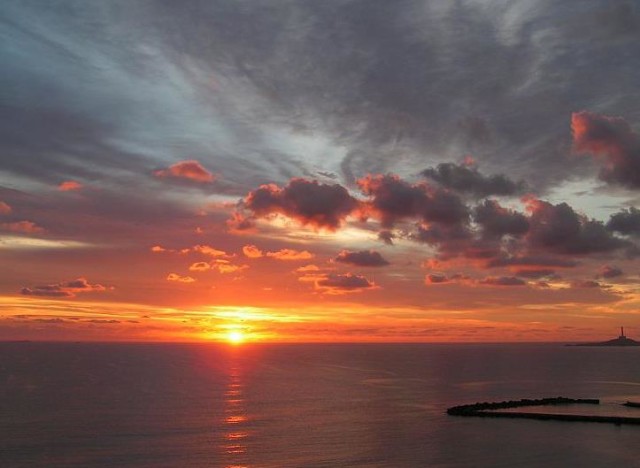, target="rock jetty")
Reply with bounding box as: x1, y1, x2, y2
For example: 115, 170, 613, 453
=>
447, 397, 640, 425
